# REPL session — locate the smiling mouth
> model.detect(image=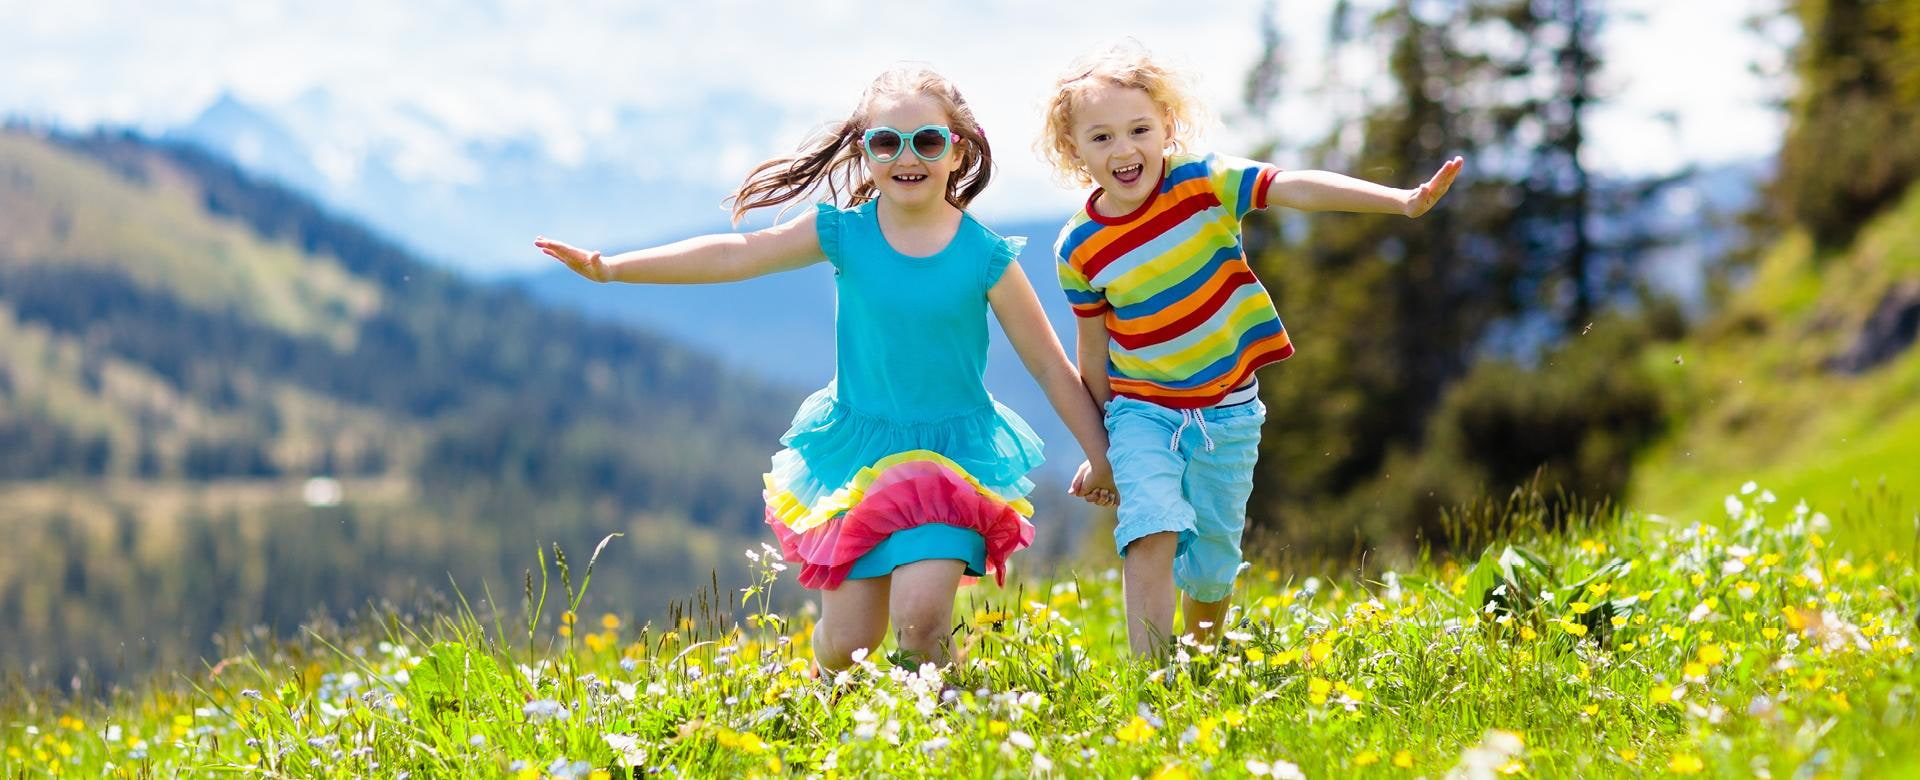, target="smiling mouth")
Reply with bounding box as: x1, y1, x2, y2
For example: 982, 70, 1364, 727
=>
892, 173, 929, 184
1112, 163, 1144, 185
